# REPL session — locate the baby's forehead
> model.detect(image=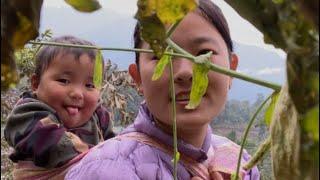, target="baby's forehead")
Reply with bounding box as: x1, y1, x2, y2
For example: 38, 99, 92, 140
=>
54, 50, 95, 62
